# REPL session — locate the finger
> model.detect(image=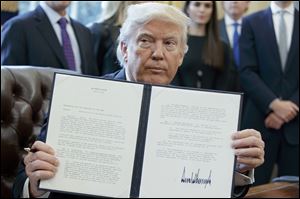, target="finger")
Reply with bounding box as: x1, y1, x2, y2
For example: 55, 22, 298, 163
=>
27, 170, 56, 182
31, 141, 55, 155
281, 114, 290, 123
289, 102, 299, 112
24, 153, 33, 166
265, 116, 271, 127
26, 159, 57, 174
268, 117, 283, 129
237, 156, 264, 169
232, 129, 261, 140
232, 136, 265, 149
290, 108, 298, 118
30, 151, 59, 167
235, 147, 264, 158
271, 114, 284, 124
